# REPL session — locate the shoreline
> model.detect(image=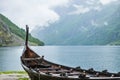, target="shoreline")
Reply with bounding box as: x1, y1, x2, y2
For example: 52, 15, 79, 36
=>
0, 71, 29, 80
